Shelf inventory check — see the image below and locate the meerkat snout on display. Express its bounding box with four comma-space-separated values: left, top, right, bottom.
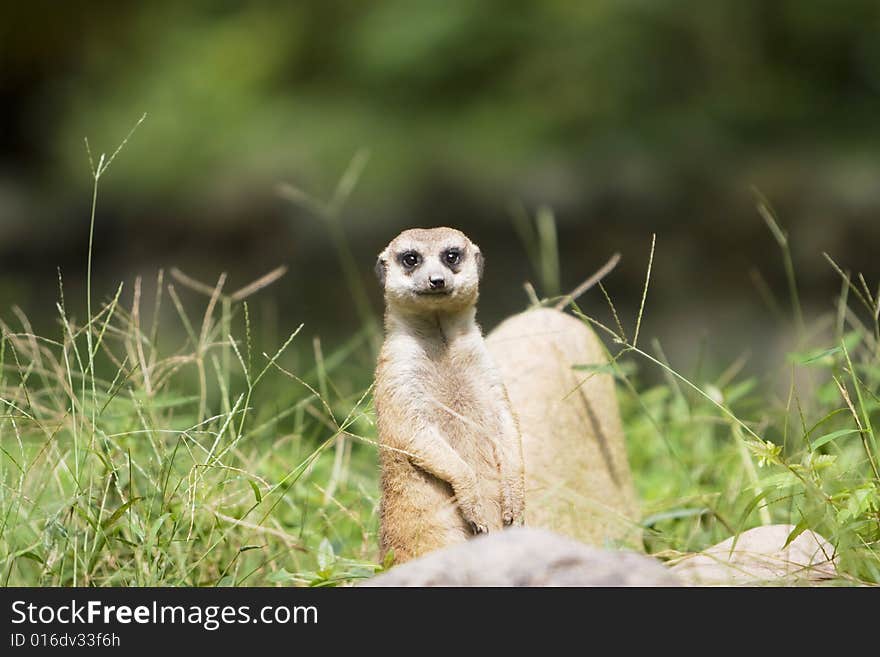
375, 227, 483, 312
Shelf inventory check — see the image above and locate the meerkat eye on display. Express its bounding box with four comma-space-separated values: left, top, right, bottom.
400, 251, 421, 269
444, 249, 462, 266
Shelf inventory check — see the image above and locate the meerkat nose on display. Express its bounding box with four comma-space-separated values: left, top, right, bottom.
428, 275, 446, 290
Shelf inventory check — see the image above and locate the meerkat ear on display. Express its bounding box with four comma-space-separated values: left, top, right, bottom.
473, 249, 484, 280
375, 255, 387, 287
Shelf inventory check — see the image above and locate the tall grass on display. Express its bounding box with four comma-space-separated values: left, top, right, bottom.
1, 130, 878, 586
571, 220, 878, 584
0, 127, 382, 586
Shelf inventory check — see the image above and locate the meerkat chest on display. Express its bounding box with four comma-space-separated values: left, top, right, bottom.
420, 344, 500, 448
424, 352, 482, 413
379, 329, 502, 444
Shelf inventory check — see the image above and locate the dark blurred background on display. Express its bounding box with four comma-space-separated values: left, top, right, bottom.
2, 1, 879, 370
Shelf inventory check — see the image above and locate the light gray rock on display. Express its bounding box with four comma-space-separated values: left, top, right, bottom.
362, 527, 681, 587
670, 524, 839, 586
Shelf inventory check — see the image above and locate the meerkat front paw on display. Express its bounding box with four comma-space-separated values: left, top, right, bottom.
460, 502, 491, 535
467, 519, 489, 535
456, 489, 491, 535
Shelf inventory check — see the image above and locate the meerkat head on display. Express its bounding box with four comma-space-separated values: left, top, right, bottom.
375, 227, 484, 314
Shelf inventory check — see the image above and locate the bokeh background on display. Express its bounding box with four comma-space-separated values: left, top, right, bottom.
3, 0, 880, 369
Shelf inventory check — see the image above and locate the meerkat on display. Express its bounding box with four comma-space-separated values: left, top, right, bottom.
373, 227, 525, 564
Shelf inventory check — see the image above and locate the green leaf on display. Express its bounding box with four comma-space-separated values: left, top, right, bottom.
810, 428, 859, 450
805, 452, 837, 471
0, 445, 22, 472
745, 438, 782, 467
18, 551, 44, 564
101, 497, 143, 529
837, 484, 880, 524
788, 332, 861, 366
73, 503, 98, 531
128, 393, 200, 409
735, 490, 770, 531
382, 549, 396, 571
146, 513, 171, 547
317, 537, 335, 574
783, 518, 810, 549
724, 378, 757, 405
267, 568, 299, 583
249, 479, 262, 504
791, 346, 843, 365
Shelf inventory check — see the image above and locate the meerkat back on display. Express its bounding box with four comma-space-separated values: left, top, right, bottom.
486, 307, 641, 549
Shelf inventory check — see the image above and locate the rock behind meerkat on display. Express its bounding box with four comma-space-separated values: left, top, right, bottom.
486, 307, 641, 548
374, 227, 525, 564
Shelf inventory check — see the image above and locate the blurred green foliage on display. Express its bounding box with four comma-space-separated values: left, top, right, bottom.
7, 0, 878, 199
2, 1, 880, 360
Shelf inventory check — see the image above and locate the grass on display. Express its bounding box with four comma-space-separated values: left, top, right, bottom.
1, 126, 878, 586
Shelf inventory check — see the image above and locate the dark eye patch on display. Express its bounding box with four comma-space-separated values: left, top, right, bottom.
398, 251, 421, 271
442, 247, 463, 269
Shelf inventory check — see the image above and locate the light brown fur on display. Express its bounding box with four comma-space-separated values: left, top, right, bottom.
374, 228, 525, 564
